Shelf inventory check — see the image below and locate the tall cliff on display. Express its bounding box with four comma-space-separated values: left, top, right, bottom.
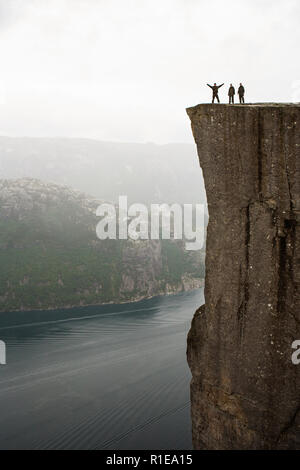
186, 103, 300, 449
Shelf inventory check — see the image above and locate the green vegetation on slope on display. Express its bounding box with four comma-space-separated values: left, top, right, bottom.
0, 179, 205, 312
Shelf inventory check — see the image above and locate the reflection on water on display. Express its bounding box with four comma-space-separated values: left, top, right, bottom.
0, 289, 204, 450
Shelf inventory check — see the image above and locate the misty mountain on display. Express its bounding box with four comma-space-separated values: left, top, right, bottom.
0, 137, 206, 207
0, 178, 205, 312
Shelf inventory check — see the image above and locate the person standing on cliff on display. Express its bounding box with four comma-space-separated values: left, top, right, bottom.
207, 83, 224, 103
238, 83, 245, 103
228, 84, 235, 104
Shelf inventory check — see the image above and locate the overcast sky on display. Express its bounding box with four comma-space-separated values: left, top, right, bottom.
0, 0, 299, 143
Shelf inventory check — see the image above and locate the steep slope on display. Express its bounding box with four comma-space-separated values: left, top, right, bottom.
186, 104, 300, 449
0, 178, 205, 312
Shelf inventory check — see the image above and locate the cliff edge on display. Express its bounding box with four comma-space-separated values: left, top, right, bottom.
186, 103, 300, 449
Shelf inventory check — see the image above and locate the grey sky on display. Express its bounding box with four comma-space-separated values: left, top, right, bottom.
0, 0, 299, 143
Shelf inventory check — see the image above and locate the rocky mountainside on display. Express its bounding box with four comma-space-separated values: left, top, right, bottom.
186, 104, 300, 449
0, 178, 205, 312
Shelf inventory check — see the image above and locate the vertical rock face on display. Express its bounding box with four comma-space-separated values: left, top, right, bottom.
186, 104, 300, 450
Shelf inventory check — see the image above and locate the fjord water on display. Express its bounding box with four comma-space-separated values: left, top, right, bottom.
0, 289, 204, 450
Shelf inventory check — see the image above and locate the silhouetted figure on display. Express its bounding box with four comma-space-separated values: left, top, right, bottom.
238, 83, 245, 104
207, 83, 224, 103
228, 84, 235, 104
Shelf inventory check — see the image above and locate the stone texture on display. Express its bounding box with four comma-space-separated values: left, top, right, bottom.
186, 103, 300, 450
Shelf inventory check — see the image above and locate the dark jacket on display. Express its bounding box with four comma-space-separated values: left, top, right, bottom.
207, 83, 224, 94
228, 86, 235, 96
238, 85, 245, 96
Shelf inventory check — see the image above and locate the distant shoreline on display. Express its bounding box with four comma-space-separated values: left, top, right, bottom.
0, 279, 204, 317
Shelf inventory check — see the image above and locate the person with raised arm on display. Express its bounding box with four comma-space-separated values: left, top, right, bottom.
207, 82, 224, 103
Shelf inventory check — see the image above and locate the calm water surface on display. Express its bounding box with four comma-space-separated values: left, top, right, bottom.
0, 289, 204, 450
